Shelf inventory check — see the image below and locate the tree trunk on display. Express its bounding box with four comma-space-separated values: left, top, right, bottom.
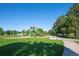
74, 31, 77, 38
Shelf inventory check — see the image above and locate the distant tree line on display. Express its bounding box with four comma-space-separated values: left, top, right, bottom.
0, 27, 48, 37
48, 4, 79, 38
0, 28, 20, 36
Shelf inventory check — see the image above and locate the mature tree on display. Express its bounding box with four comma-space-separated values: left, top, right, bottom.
5, 30, 17, 36
0, 27, 4, 35
51, 15, 67, 36
66, 15, 78, 37
44, 31, 49, 36
25, 27, 45, 36
66, 3, 79, 37
36, 28, 45, 36
13, 30, 18, 36
51, 15, 78, 37
26, 30, 30, 36
22, 29, 26, 36
5, 30, 12, 35
50, 4, 79, 38
48, 30, 54, 35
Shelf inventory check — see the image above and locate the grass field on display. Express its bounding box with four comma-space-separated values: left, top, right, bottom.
0, 38, 64, 56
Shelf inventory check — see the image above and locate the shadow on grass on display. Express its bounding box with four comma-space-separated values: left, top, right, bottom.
0, 42, 64, 56
63, 47, 79, 56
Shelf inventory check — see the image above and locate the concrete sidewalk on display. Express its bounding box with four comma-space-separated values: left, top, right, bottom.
63, 40, 79, 56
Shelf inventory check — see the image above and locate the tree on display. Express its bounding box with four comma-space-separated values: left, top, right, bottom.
5, 30, 18, 36
66, 4, 79, 37
51, 15, 67, 36
0, 27, 4, 35
48, 30, 53, 35
51, 15, 78, 37
22, 29, 26, 36
50, 4, 79, 38
12, 30, 18, 36
36, 28, 45, 36
25, 27, 45, 36
5, 30, 12, 35
26, 30, 30, 36
66, 15, 78, 37
44, 31, 48, 36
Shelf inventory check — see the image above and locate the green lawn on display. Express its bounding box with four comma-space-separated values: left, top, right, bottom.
0, 38, 64, 56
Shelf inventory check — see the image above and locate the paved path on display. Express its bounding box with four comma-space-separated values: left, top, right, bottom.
49, 36, 79, 56
63, 40, 79, 56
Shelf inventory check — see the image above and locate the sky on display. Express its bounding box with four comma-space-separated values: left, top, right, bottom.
0, 3, 73, 31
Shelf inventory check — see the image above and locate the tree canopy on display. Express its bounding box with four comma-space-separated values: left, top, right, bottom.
50, 4, 79, 38
0, 27, 4, 35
